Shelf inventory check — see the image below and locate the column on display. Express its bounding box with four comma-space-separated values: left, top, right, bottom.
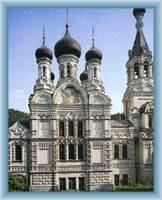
65, 120, 68, 137
22, 144, 24, 164
119, 174, 122, 186
85, 119, 89, 137
75, 120, 78, 138
66, 178, 69, 191
76, 177, 79, 191
54, 172, 59, 191
47, 66, 51, 80
31, 119, 36, 135
75, 144, 78, 160
130, 67, 134, 80
41, 66, 43, 78
96, 67, 99, 79
52, 120, 56, 137
71, 65, 75, 78
139, 63, 144, 78
98, 67, 101, 80
127, 69, 130, 83
59, 65, 62, 79
66, 144, 69, 160
38, 66, 41, 79
64, 65, 67, 78
148, 64, 152, 78
119, 144, 122, 159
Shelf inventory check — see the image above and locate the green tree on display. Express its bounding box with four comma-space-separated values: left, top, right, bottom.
8, 174, 28, 191
8, 108, 30, 128
111, 112, 125, 120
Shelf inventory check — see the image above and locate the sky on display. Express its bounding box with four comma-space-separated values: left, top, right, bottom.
8, 8, 154, 114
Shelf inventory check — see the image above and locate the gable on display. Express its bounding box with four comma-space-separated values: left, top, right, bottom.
9, 121, 28, 139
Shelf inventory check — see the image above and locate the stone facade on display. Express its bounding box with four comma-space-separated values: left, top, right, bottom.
8, 8, 153, 191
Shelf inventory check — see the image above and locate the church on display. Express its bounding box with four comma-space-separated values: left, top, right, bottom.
8, 8, 154, 192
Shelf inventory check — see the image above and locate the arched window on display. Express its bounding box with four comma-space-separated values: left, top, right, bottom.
69, 177, 76, 190
60, 65, 64, 79
94, 67, 97, 78
59, 144, 65, 160
134, 63, 139, 78
78, 144, 84, 160
69, 144, 75, 160
122, 144, 128, 159
15, 144, 22, 161
43, 66, 46, 77
68, 121, 74, 136
148, 116, 152, 128
122, 174, 128, 185
67, 64, 71, 78
78, 121, 83, 137
114, 144, 119, 159
59, 178, 66, 191
59, 121, 64, 137
114, 175, 119, 186
144, 61, 149, 77
79, 177, 85, 191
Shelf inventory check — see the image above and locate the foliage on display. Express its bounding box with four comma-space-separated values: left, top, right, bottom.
114, 183, 153, 191
8, 174, 28, 192
111, 112, 125, 120
9, 108, 30, 128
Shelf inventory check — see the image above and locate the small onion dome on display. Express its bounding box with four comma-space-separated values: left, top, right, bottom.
35, 45, 53, 60
85, 45, 102, 62
133, 8, 145, 17
51, 72, 55, 81
80, 71, 88, 81
54, 24, 81, 59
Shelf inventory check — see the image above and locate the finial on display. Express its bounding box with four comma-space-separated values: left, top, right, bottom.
65, 8, 69, 30
92, 26, 95, 47
133, 8, 146, 32
42, 25, 45, 45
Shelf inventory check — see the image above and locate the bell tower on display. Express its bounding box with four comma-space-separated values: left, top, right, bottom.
80, 27, 105, 93
54, 9, 81, 87
34, 26, 55, 93
123, 8, 153, 125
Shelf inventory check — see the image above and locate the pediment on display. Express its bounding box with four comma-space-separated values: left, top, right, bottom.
9, 121, 28, 138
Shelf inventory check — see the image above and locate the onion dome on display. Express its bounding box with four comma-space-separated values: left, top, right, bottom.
35, 45, 53, 60
54, 24, 81, 59
35, 26, 53, 60
85, 26, 102, 62
133, 8, 145, 17
80, 71, 88, 81
85, 45, 102, 62
51, 72, 55, 81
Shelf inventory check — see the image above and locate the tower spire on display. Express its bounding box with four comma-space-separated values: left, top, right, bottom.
129, 8, 151, 58
65, 8, 69, 30
42, 25, 45, 46
92, 26, 95, 47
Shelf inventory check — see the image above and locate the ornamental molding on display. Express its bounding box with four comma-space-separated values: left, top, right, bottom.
9, 122, 28, 138
93, 142, 103, 149
38, 114, 52, 120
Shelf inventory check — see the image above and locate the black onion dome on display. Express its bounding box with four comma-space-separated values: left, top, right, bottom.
35, 45, 53, 60
51, 72, 55, 81
54, 25, 81, 59
133, 8, 145, 17
85, 45, 102, 62
80, 71, 88, 81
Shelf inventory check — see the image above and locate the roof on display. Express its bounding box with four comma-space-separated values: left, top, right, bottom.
139, 101, 153, 113
130, 30, 152, 58
54, 24, 81, 59
9, 121, 29, 130
111, 119, 133, 128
